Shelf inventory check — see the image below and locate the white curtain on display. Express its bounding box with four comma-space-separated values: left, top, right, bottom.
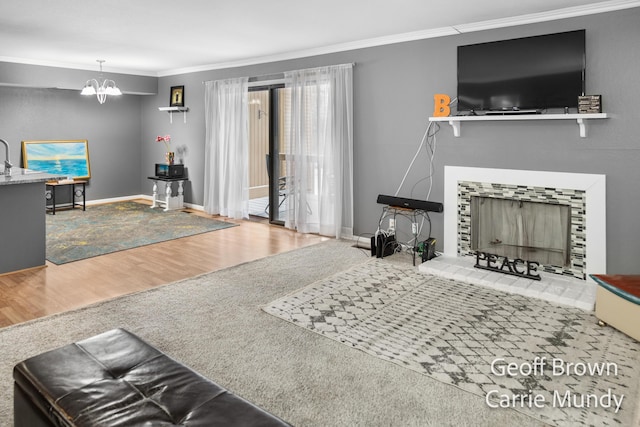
203, 77, 249, 219
283, 64, 353, 238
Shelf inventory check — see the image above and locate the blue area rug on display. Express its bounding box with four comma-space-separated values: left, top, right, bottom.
46, 201, 236, 264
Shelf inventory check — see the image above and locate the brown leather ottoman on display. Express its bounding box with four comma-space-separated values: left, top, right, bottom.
13, 328, 290, 426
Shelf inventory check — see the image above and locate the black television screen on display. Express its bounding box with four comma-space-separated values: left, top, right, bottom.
457, 30, 585, 113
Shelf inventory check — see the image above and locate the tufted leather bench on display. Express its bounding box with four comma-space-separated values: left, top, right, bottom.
13, 328, 290, 426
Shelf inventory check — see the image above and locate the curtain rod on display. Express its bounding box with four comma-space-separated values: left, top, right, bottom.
202, 62, 355, 85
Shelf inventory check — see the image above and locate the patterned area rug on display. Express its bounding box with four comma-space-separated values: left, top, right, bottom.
46, 201, 236, 264
264, 258, 640, 426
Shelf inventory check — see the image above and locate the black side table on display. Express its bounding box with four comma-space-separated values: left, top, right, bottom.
46, 180, 87, 214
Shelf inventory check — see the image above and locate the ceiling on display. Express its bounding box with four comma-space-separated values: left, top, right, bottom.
0, 0, 637, 77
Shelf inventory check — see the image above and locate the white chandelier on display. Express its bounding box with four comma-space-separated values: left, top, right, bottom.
81, 60, 122, 104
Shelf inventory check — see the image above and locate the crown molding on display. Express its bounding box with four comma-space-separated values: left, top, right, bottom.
158, 0, 640, 77
3, 0, 639, 78
157, 27, 459, 77
453, 0, 640, 33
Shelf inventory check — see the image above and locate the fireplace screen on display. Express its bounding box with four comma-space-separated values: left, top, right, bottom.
470, 196, 571, 267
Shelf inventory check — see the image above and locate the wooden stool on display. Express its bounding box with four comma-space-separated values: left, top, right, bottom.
590, 275, 640, 341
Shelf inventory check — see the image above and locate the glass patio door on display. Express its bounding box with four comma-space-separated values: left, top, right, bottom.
248, 85, 287, 224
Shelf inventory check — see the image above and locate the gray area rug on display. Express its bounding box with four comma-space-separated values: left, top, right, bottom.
0, 241, 635, 426
264, 258, 640, 426
46, 201, 236, 264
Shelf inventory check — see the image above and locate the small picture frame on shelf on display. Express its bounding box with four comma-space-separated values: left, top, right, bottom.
578, 95, 602, 114
170, 86, 184, 107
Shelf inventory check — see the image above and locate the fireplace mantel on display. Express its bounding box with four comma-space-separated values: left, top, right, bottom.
443, 166, 607, 282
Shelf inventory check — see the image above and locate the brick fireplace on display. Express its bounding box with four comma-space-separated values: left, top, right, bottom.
419, 166, 606, 310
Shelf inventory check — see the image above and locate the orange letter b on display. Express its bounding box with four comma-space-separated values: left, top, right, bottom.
433, 94, 451, 117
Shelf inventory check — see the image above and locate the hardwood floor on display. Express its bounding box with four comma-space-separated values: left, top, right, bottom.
0, 203, 328, 328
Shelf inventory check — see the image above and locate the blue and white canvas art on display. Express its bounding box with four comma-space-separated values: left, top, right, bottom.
22, 140, 91, 180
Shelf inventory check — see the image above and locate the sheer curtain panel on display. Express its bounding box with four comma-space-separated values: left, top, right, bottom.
283, 64, 354, 238
203, 77, 249, 219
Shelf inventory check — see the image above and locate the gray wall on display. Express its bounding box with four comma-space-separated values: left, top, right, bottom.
0, 86, 144, 200
143, 8, 640, 274
1, 8, 638, 273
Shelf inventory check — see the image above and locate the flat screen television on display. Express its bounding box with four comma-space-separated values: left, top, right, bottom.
457, 30, 585, 114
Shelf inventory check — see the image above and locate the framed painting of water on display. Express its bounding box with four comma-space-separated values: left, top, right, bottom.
22, 140, 91, 180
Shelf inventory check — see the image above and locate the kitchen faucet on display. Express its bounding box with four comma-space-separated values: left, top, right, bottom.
0, 138, 12, 175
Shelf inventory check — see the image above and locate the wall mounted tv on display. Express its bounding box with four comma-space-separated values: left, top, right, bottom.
457, 30, 585, 114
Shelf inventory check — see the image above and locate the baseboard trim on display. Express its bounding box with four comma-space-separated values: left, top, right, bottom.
86, 195, 205, 212
85, 195, 150, 206
0, 264, 46, 277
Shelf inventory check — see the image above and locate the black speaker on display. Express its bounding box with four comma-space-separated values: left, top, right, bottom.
376, 194, 443, 212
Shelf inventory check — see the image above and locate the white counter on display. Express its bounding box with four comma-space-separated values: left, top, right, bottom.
0, 166, 66, 186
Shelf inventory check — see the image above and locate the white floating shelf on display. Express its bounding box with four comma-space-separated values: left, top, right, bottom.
429, 113, 608, 138
159, 106, 189, 123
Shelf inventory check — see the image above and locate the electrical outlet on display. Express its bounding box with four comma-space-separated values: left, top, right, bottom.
389, 218, 396, 230
412, 222, 418, 234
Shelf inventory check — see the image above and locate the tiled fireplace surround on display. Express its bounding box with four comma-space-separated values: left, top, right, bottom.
419, 166, 606, 311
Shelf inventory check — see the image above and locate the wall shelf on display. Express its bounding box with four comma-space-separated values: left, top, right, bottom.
429, 113, 608, 138
158, 106, 189, 124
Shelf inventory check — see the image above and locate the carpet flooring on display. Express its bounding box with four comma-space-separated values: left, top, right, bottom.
0, 240, 552, 427
46, 201, 236, 264
264, 258, 640, 426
